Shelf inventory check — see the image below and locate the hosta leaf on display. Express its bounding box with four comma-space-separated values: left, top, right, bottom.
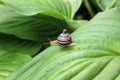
7, 7, 120, 80
0, 5, 87, 42
0, 51, 31, 80
0, 1, 4, 5
66, 20, 88, 30
0, 5, 70, 41
97, 0, 120, 10
0, 34, 41, 56
1, 0, 82, 19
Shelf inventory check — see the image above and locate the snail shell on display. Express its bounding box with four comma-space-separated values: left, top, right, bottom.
57, 29, 72, 45
50, 29, 76, 46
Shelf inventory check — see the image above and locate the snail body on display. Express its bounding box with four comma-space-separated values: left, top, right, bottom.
50, 29, 76, 46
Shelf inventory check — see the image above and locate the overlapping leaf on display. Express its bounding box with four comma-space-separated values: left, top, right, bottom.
97, 0, 120, 10
66, 20, 88, 30
0, 5, 70, 41
0, 34, 41, 56
0, 5, 87, 42
0, 34, 41, 80
7, 7, 120, 80
1, 0, 82, 19
0, 51, 31, 80
0, 1, 84, 79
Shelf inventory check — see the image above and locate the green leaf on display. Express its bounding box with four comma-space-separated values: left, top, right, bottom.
66, 20, 88, 30
0, 34, 41, 56
0, 33, 40, 79
7, 7, 120, 80
97, 0, 120, 10
0, 5, 88, 42
0, 51, 31, 80
1, 0, 82, 19
0, 5, 70, 41
0, 1, 4, 5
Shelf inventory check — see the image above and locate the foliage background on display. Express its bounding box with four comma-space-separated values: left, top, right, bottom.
0, 0, 120, 80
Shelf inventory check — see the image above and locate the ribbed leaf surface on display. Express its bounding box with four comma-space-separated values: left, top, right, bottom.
7, 7, 120, 80
0, 34, 41, 80
1, 0, 82, 19
0, 5, 70, 41
0, 5, 87, 41
0, 52, 31, 80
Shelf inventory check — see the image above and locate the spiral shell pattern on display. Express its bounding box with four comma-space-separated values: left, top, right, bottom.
57, 29, 72, 45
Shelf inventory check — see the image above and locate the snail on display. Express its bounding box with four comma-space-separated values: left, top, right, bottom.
50, 29, 76, 46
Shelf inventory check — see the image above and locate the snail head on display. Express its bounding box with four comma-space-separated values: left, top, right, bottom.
63, 29, 68, 33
